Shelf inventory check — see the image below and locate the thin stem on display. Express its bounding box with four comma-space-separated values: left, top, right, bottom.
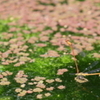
66, 40, 79, 73
82, 73, 100, 76
70, 45, 79, 73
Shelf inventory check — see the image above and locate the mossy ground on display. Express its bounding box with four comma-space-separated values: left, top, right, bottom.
0, 7, 100, 100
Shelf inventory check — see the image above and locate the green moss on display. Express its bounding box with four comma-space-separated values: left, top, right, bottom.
0, 97, 12, 100
0, 17, 100, 100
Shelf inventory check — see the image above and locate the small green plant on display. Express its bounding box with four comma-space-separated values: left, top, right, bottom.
66, 39, 100, 83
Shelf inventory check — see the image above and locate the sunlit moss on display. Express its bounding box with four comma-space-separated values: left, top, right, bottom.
0, 96, 12, 100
